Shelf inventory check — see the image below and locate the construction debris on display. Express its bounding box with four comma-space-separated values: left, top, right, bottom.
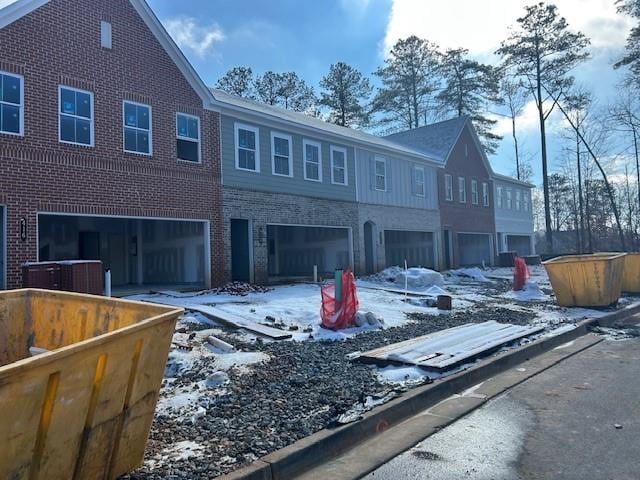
210, 282, 271, 296
206, 335, 236, 353
355, 321, 544, 371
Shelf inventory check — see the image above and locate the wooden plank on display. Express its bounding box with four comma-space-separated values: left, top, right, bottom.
186, 304, 293, 340
358, 283, 440, 297
356, 321, 544, 372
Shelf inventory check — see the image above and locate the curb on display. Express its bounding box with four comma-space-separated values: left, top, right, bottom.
218, 302, 640, 480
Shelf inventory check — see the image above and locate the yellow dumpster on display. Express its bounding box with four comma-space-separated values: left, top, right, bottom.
0, 289, 182, 480
543, 253, 626, 307
621, 252, 640, 293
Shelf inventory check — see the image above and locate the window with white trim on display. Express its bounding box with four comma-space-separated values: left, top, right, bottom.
176, 113, 200, 162
515, 190, 522, 210
524, 192, 530, 212
497, 186, 503, 208
271, 132, 292, 177
374, 158, 387, 191
0, 72, 22, 136
303, 139, 321, 181
414, 166, 425, 197
59, 86, 93, 146
444, 174, 453, 201
235, 123, 259, 172
471, 179, 478, 205
506, 189, 513, 209
123, 101, 151, 155
482, 182, 489, 206
331, 146, 347, 185
458, 177, 466, 203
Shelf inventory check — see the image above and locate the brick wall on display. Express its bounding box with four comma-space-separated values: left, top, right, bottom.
222, 188, 360, 283
0, 0, 224, 288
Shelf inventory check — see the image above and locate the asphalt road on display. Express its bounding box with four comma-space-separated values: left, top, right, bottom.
364, 336, 640, 480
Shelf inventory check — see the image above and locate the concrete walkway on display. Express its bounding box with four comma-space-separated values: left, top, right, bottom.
365, 336, 640, 480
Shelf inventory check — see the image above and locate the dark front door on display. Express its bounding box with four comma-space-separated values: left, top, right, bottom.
231, 219, 251, 282
364, 222, 374, 274
443, 230, 451, 270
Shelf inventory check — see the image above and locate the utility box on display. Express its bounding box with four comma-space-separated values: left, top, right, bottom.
0, 289, 182, 480
621, 252, 640, 293
543, 253, 626, 307
498, 251, 517, 267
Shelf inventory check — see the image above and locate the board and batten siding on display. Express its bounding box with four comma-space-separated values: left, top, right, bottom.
356, 148, 438, 210
494, 178, 534, 234
220, 114, 356, 201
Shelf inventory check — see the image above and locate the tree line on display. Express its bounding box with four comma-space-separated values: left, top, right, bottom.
215, 1, 640, 254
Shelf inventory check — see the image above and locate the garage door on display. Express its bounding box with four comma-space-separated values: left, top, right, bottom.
384, 230, 435, 268
458, 233, 491, 266
507, 235, 532, 256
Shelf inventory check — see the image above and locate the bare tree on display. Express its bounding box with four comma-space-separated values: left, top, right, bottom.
500, 76, 529, 179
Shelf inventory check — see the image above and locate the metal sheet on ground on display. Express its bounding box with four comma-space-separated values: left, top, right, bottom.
356, 321, 544, 371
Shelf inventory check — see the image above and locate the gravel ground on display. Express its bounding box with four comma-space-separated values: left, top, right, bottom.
122, 294, 541, 479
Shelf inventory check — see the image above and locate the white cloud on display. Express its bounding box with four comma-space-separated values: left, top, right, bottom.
0, 0, 18, 9
163, 16, 225, 58
383, 0, 634, 58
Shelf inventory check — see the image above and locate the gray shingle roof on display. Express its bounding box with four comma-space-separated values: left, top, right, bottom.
210, 89, 440, 164
383, 117, 469, 164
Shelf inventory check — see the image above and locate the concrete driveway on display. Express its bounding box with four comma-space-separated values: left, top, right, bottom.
365, 336, 640, 480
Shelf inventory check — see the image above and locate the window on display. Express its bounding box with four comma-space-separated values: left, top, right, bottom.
331, 146, 347, 185
506, 189, 513, 209
303, 139, 321, 181
123, 101, 151, 155
374, 157, 387, 191
444, 174, 453, 201
271, 132, 292, 177
524, 192, 530, 212
235, 123, 259, 172
471, 179, 478, 205
515, 190, 522, 211
176, 113, 200, 162
497, 186, 503, 208
59, 86, 93, 146
482, 182, 489, 206
0, 72, 22, 136
458, 177, 466, 203
414, 166, 426, 197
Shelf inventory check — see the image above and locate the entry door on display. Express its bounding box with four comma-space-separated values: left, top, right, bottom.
443, 230, 452, 270
79, 231, 100, 260
364, 222, 375, 274
0, 207, 4, 289
230, 219, 251, 282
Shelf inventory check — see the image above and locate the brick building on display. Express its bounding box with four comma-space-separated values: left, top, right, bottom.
0, 0, 224, 290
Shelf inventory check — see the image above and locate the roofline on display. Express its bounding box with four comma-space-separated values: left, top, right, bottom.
212, 95, 442, 167
0, 0, 217, 109
0, 0, 48, 29
128, 0, 216, 108
492, 172, 536, 188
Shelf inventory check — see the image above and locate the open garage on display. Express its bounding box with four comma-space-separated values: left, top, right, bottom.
506, 235, 533, 256
384, 230, 435, 269
458, 233, 493, 266
38, 214, 210, 292
267, 224, 352, 279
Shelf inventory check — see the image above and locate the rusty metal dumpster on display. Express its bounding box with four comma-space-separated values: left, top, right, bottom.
621, 252, 640, 293
0, 289, 182, 480
543, 253, 626, 307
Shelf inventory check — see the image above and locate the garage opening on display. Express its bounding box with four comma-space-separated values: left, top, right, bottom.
458, 233, 492, 266
506, 235, 532, 256
267, 225, 351, 279
38, 215, 208, 292
384, 230, 435, 269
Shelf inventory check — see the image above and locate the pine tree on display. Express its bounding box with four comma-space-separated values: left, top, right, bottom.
497, 2, 590, 253
254, 71, 316, 112
216, 67, 255, 98
372, 36, 441, 130
319, 62, 372, 127
437, 48, 502, 154
614, 0, 640, 84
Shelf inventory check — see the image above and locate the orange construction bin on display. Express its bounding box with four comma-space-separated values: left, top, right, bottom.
621, 252, 640, 293
0, 289, 182, 480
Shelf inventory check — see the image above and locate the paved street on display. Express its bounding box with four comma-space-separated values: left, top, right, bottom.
365, 336, 640, 480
